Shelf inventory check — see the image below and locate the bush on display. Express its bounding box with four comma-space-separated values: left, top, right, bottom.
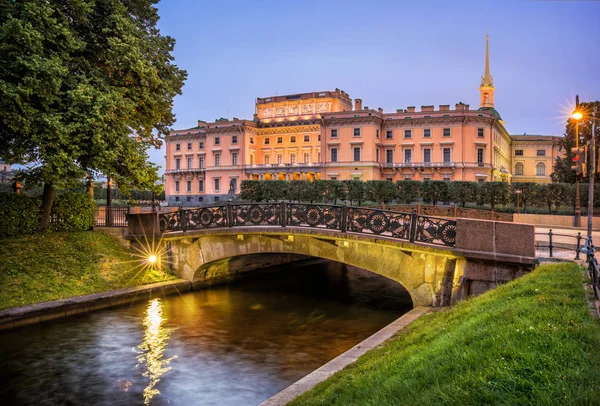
50, 192, 95, 232
0, 194, 40, 237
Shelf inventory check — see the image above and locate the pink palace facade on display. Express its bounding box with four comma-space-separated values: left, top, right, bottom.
164, 36, 562, 206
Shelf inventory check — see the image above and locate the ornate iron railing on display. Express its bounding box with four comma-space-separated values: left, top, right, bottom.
158, 202, 457, 247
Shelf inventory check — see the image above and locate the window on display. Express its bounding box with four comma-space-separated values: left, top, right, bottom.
376, 149, 380, 162
304, 152, 310, 163
353, 147, 361, 162
187, 181, 192, 192
175, 158, 181, 170
404, 149, 412, 163
304, 135, 310, 142
330, 176, 337, 181
386, 130, 393, 139
537, 149, 546, 156
199, 156, 205, 169
214, 137, 220, 145
199, 141, 204, 149
331, 129, 338, 138
232, 135, 238, 144
277, 154, 283, 164
277, 136, 283, 144
330, 148, 338, 162
404, 129, 412, 138
230, 178, 237, 192
318, 134, 321, 141
214, 196, 219, 202
477, 148, 484, 165
187, 157, 193, 169
478, 178, 485, 183
290, 135, 296, 143
214, 153, 220, 166
187, 142, 192, 150
198, 180, 204, 192
232, 152, 238, 165
478, 128, 484, 138
376, 130, 380, 138
214, 178, 220, 192
423, 129, 431, 138
250, 137, 254, 144
443, 148, 451, 162
265, 155, 270, 164
423, 148, 431, 163
198, 196, 203, 202
353, 128, 361, 137
443, 177, 451, 182
175, 144, 181, 151
175, 181, 180, 192
536, 162, 546, 176
264, 137, 270, 145
515, 162, 524, 176
290, 153, 296, 164
443, 128, 451, 137
187, 196, 191, 202
515, 149, 524, 156
175, 196, 180, 202
386, 149, 394, 164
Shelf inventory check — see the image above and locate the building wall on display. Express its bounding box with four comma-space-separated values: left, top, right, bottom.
511, 136, 561, 183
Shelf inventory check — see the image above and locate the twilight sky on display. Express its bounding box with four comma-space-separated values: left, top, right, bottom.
151, 0, 600, 172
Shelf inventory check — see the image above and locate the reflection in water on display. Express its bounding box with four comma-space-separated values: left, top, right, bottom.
0, 259, 412, 405
136, 299, 176, 404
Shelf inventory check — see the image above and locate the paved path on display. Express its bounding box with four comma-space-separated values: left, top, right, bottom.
535, 226, 587, 261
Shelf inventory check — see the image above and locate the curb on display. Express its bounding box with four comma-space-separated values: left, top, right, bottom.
0, 279, 192, 331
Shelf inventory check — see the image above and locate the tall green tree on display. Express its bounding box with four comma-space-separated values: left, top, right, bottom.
0, 0, 187, 230
552, 101, 600, 183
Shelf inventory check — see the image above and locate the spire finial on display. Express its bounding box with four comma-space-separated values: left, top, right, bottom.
481, 32, 493, 87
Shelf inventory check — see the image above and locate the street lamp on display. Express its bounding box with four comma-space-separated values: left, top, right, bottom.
515, 189, 522, 214
573, 95, 582, 227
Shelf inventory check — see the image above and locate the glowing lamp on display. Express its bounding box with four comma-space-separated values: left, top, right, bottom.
572, 111, 583, 120
147, 255, 157, 264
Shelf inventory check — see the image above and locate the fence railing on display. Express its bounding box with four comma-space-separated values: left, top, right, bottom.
95, 206, 129, 227
535, 229, 583, 260
157, 202, 457, 247
586, 244, 600, 301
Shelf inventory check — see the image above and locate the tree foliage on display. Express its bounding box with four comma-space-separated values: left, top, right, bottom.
0, 0, 186, 228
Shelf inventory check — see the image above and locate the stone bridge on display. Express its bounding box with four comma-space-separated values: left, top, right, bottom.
127, 203, 536, 307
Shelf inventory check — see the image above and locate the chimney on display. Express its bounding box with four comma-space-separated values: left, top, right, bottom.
421, 105, 434, 112
465, 104, 470, 111
407, 106, 416, 113
439, 105, 450, 111
455, 103, 465, 111
378, 107, 383, 113
197, 120, 207, 127
354, 98, 363, 111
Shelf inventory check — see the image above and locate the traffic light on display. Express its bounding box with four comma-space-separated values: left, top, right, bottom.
571, 146, 586, 175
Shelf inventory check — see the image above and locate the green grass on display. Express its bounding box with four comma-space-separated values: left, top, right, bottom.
0, 231, 175, 310
290, 263, 600, 406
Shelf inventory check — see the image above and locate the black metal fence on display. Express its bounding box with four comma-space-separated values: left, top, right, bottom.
95, 206, 129, 227
158, 202, 457, 247
587, 246, 600, 301
535, 229, 583, 260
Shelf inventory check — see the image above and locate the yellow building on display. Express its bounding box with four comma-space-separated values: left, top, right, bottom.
510, 135, 561, 183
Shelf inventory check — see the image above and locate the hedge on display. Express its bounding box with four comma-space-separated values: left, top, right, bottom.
0, 194, 40, 237
50, 192, 95, 232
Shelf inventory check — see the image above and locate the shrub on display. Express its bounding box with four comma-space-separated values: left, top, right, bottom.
50, 192, 95, 232
0, 194, 40, 237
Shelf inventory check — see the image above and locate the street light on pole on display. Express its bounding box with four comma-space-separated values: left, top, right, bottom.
574, 95, 582, 227
515, 189, 522, 214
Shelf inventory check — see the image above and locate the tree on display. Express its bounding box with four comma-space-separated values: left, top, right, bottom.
365, 180, 397, 208
511, 182, 539, 211
480, 182, 510, 210
0, 0, 187, 230
397, 180, 421, 203
344, 180, 365, 205
552, 101, 600, 183
324, 180, 345, 204
421, 181, 449, 205
448, 181, 476, 207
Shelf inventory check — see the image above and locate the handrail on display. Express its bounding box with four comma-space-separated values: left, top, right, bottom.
157, 202, 457, 247
534, 229, 582, 260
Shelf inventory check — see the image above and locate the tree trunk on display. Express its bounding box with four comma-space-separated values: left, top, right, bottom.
39, 182, 55, 232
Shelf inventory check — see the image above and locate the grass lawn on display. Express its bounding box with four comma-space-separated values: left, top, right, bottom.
0, 231, 175, 310
290, 262, 600, 405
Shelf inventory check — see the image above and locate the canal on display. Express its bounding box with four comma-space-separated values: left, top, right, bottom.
0, 258, 413, 405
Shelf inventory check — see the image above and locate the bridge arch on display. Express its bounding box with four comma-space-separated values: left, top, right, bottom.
166, 229, 465, 306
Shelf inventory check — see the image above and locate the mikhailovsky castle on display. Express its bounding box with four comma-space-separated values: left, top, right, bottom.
164, 35, 562, 206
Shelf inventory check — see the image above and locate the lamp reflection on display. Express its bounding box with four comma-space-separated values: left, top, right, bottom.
137, 298, 176, 405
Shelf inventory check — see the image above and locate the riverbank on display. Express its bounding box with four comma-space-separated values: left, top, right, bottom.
0, 231, 175, 311
289, 262, 600, 405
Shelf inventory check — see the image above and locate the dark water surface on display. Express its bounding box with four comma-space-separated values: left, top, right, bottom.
0, 259, 412, 406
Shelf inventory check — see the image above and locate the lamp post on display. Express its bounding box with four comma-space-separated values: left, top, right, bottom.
515, 189, 522, 214
574, 95, 582, 227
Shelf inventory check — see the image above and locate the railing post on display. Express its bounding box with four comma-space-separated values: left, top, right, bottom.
409, 212, 418, 242
340, 204, 348, 233
179, 206, 186, 231
575, 232, 582, 260
106, 205, 112, 227
281, 201, 287, 227
227, 202, 233, 228
548, 229, 553, 258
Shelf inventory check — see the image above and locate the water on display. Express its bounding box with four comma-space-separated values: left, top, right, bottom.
0, 259, 412, 406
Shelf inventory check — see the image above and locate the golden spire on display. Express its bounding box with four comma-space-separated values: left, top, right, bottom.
481, 32, 493, 87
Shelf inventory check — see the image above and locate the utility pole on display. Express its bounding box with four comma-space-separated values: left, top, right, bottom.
588, 107, 597, 241
574, 95, 581, 227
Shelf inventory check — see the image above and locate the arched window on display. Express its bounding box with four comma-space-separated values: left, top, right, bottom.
515, 162, 524, 176
536, 162, 546, 176
484, 93, 489, 104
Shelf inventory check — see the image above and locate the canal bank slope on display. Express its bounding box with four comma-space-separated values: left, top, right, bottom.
288, 263, 600, 405
0, 231, 175, 311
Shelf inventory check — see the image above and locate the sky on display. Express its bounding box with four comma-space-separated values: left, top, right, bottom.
150, 0, 600, 172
